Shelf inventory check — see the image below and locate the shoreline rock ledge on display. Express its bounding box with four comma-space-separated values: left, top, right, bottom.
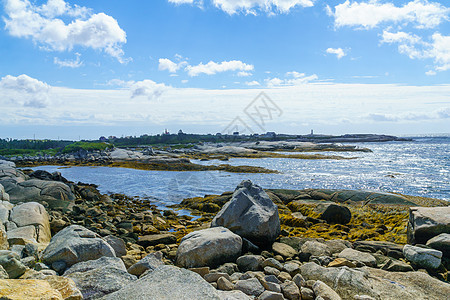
211, 180, 281, 248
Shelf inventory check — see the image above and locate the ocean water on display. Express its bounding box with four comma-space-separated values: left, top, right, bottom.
31, 137, 450, 209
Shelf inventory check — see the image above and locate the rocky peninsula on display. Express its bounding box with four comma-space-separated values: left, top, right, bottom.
0, 159, 449, 299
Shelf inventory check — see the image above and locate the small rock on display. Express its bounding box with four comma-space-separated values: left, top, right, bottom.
328, 257, 356, 268
205, 272, 231, 283
258, 290, 285, 300
262, 258, 284, 270
234, 277, 265, 297
237, 255, 264, 272
292, 273, 305, 288
137, 233, 177, 247
272, 242, 297, 259
313, 280, 341, 300
217, 276, 234, 291
282, 263, 300, 277
281, 280, 300, 300
338, 248, 376, 267
301, 287, 314, 300
264, 266, 281, 276
127, 251, 164, 277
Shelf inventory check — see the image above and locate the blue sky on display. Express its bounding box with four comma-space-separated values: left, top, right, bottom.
0, 0, 449, 139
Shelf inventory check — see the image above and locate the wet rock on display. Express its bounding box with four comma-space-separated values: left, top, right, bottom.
137, 233, 177, 247
234, 277, 265, 297
237, 255, 264, 272
426, 233, 450, 257
407, 206, 450, 244
128, 251, 164, 276
42, 225, 115, 271
314, 203, 351, 224
338, 248, 376, 267
403, 244, 442, 269
211, 180, 280, 247
105, 265, 221, 300
176, 227, 242, 268
0, 250, 27, 279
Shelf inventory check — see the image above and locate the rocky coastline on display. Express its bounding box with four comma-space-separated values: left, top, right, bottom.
0, 159, 449, 299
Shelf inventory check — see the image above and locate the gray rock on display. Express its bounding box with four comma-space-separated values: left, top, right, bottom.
272, 242, 297, 258
66, 266, 137, 299
262, 258, 284, 270
42, 225, 115, 271
301, 287, 314, 300
403, 244, 442, 269
211, 180, 280, 247
7, 225, 38, 245
282, 263, 300, 277
205, 272, 231, 283
292, 273, 305, 288
105, 265, 221, 300
300, 241, 331, 261
324, 239, 352, 255
313, 280, 341, 300
338, 248, 376, 267
218, 290, 252, 300
264, 266, 280, 276
281, 280, 300, 300
64, 256, 126, 276
0, 184, 9, 202
104, 235, 127, 258
407, 206, 450, 244
137, 233, 177, 247
315, 203, 351, 224
234, 277, 265, 297
176, 227, 242, 268
0, 265, 8, 279
236, 255, 264, 272
258, 291, 285, 300
2, 178, 75, 209
265, 281, 281, 293
9, 202, 51, 244
216, 262, 239, 275
380, 258, 413, 272
0, 250, 26, 278
20, 256, 36, 268
426, 233, 450, 257
128, 251, 165, 276
0, 201, 12, 225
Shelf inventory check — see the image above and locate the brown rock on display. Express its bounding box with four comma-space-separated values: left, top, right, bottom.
45, 276, 83, 300
137, 233, 177, 247
0, 279, 63, 299
327, 257, 356, 268
272, 242, 297, 258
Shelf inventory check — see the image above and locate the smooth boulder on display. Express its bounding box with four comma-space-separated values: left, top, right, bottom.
403, 244, 442, 269
128, 251, 165, 276
407, 206, 450, 244
426, 233, 450, 257
176, 227, 242, 268
9, 202, 51, 244
211, 180, 280, 247
0, 184, 9, 201
315, 203, 351, 224
42, 225, 115, 271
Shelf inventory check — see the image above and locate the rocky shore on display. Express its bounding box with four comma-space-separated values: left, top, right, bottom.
0, 159, 449, 299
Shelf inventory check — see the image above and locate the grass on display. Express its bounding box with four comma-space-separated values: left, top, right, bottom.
61, 142, 113, 154
0, 148, 59, 157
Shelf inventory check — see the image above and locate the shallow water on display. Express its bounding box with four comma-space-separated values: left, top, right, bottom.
31, 137, 450, 209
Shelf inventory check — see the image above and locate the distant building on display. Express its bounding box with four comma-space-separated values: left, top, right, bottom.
163, 129, 170, 135
265, 132, 276, 138
233, 132, 239, 136
310, 129, 314, 136
178, 129, 184, 135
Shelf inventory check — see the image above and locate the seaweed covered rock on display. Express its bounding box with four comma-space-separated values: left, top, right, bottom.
407, 206, 450, 245
211, 180, 280, 247
314, 203, 351, 224
176, 227, 242, 268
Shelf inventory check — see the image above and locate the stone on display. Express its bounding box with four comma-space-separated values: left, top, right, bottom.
218, 290, 252, 300
0, 279, 63, 299
301, 287, 314, 300
10, 202, 51, 244
63, 256, 126, 276
137, 233, 177, 247
211, 180, 280, 247
0, 184, 9, 202
380, 258, 413, 272
328, 257, 356, 268
44, 275, 83, 300
2, 179, 75, 209
216, 263, 238, 275
265, 281, 281, 293
189, 266, 210, 277
312, 280, 341, 300
103, 235, 127, 258
403, 244, 442, 269
272, 242, 297, 258
7, 225, 38, 245
264, 266, 280, 276
338, 248, 376, 267
127, 251, 164, 276
258, 291, 285, 300
299, 241, 330, 261
237, 255, 264, 272
314, 203, 351, 224
234, 277, 265, 297
0, 201, 11, 224
426, 233, 450, 257
282, 263, 300, 277
176, 227, 242, 268
262, 258, 284, 270
407, 206, 450, 244
0, 227, 9, 250
217, 276, 234, 291
0, 250, 26, 279
281, 280, 300, 300
205, 272, 231, 283
292, 274, 305, 288
324, 239, 352, 255
42, 225, 115, 271
104, 265, 221, 300
66, 267, 137, 299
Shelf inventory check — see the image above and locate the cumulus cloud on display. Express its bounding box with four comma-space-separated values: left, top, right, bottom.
158, 58, 188, 73
381, 31, 450, 72
245, 80, 260, 86
169, 0, 194, 3
54, 53, 82, 68
367, 107, 450, 122
0, 74, 50, 108
108, 79, 170, 101
3, 0, 128, 63
326, 47, 347, 59
265, 71, 318, 87
328, 0, 450, 29
186, 60, 254, 76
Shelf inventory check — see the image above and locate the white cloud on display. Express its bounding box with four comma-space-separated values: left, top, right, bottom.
186, 60, 254, 76
329, 0, 450, 29
106, 79, 170, 100
367, 107, 450, 122
3, 0, 128, 63
381, 31, 450, 72
169, 0, 194, 4
0, 74, 50, 108
326, 47, 347, 59
245, 80, 260, 86
266, 71, 318, 87
54, 53, 82, 68
212, 0, 315, 15
158, 58, 188, 73
237, 71, 252, 77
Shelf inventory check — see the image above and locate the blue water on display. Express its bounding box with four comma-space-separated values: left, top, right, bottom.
31, 137, 450, 209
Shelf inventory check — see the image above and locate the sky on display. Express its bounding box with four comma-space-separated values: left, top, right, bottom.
0, 0, 449, 140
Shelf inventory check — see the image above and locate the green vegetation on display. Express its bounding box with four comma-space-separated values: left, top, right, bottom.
61, 141, 113, 154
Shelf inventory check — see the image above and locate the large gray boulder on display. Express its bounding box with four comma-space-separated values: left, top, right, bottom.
9, 202, 51, 244
104, 265, 221, 300
300, 262, 450, 299
211, 180, 280, 247
63, 256, 127, 276
426, 233, 450, 257
0, 160, 26, 183
42, 225, 116, 271
1, 179, 75, 209
407, 206, 450, 244
403, 244, 442, 269
176, 227, 242, 268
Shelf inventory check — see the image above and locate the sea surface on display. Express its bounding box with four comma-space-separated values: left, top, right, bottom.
31, 136, 450, 210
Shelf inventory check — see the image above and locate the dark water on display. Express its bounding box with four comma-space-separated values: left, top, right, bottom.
32, 137, 450, 209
